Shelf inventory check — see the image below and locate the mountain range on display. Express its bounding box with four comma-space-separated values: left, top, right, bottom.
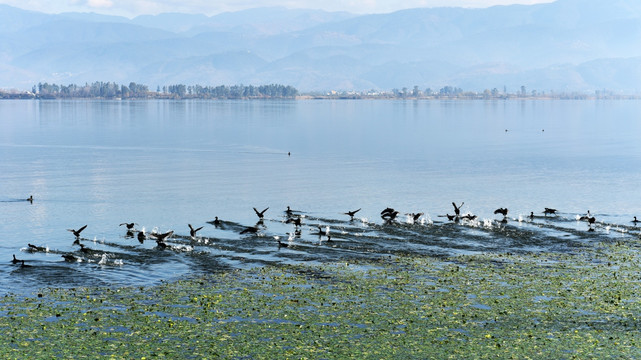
1, 0, 641, 93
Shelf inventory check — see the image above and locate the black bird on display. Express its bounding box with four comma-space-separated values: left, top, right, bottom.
587, 216, 596, 225
381, 207, 395, 216
77, 244, 91, 254
326, 235, 334, 243
286, 217, 302, 227
381, 210, 400, 221
212, 216, 221, 227
156, 240, 168, 250
632, 216, 640, 225
137, 231, 146, 244
151, 230, 174, 242
119, 222, 135, 230
62, 254, 79, 262
253, 207, 269, 219
285, 206, 294, 217
494, 208, 508, 217
579, 210, 592, 221
344, 208, 361, 220
543, 208, 558, 216
407, 212, 424, 222
240, 226, 259, 235
20, 260, 31, 268
462, 214, 477, 221
188, 224, 204, 237
529, 212, 535, 220
28, 243, 46, 252
445, 214, 458, 221
67, 225, 88, 238
12, 254, 21, 264
26, 195, 33, 203
277, 240, 289, 248
452, 202, 464, 216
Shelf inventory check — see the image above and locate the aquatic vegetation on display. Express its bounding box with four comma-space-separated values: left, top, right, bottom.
1, 240, 641, 358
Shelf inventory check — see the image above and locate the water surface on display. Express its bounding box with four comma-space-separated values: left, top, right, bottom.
1, 99, 640, 294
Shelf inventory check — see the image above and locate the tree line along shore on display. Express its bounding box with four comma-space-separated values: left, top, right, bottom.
0, 81, 638, 100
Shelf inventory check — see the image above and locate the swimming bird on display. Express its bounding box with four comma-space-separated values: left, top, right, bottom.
137, 231, 146, 244
119, 222, 136, 230
62, 254, 79, 262
240, 226, 259, 235
286, 217, 302, 227
578, 210, 592, 221
188, 224, 204, 237
156, 239, 168, 250
28, 243, 46, 252
285, 206, 294, 217
445, 214, 458, 221
494, 208, 508, 217
344, 208, 361, 220
452, 202, 464, 216
20, 260, 31, 268
212, 216, 221, 227
277, 240, 289, 248
12, 254, 21, 264
26, 195, 33, 203
326, 235, 334, 243
633, 216, 640, 225
253, 207, 269, 219
529, 212, 535, 220
67, 225, 88, 238
543, 208, 558, 216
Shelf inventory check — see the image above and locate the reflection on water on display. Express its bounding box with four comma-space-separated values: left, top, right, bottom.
1, 99, 641, 295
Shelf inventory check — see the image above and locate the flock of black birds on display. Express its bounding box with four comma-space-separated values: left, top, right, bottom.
10, 196, 641, 268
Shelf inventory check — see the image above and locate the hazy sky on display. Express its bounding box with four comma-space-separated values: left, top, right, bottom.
1, 0, 555, 17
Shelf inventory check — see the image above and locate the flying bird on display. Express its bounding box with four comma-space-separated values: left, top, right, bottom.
253, 207, 269, 219
67, 225, 88, 238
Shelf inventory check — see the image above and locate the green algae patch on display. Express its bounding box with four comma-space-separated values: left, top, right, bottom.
2, 241, 641, 358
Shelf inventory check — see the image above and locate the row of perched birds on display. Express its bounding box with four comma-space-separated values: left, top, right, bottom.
12, 202, 640, 267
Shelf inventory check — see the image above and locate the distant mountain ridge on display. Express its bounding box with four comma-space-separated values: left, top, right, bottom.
1, 0, 641, 93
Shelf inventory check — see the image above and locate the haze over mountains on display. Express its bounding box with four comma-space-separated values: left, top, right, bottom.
1, 0, 641, 93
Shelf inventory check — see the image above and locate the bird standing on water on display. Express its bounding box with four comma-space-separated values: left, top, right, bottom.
188, 224, 204, 237
67, 225, 88, 238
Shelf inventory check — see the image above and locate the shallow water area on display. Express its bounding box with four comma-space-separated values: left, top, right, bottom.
1, 99, 641, 295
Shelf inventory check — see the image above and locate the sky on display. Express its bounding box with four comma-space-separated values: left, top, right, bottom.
0, 0, 555, 17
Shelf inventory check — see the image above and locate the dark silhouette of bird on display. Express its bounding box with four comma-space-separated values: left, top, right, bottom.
77, 244, 91, 254
452, 202, 464, 216
277, 240, 289, 248
26, 195, 33, 203
137, 231, 146, 244
529, 212, 535, 220
285, 206, 294, 217
445, 214, 458, 221
632, 216, 640, 225
462, 214, 477, 221
381, 210, 400, 221
212, 216, 221, 227
62, 254, 78, 262
407, 212, 424, 222
344, 208, 361, 220
494, 208, 508, 217
67, 225, 88, 238
578, 210, 592, 221
12, 254, 21, 264
381, 207, 395, 216
20, 260, 31, 268
286, 217, 302, 227
253, 207, 269, 219
28, 243, 46, 252
151, 230, 174, 242
156, 240, 168, 250
543, 208, 558, 216
119, 222, 135, 230
188, 224, 204, 237
240, 226, 259, 235
326, 235, 334, 243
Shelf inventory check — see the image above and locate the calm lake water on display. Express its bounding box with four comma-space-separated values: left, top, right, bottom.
1, 99, 641, 294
